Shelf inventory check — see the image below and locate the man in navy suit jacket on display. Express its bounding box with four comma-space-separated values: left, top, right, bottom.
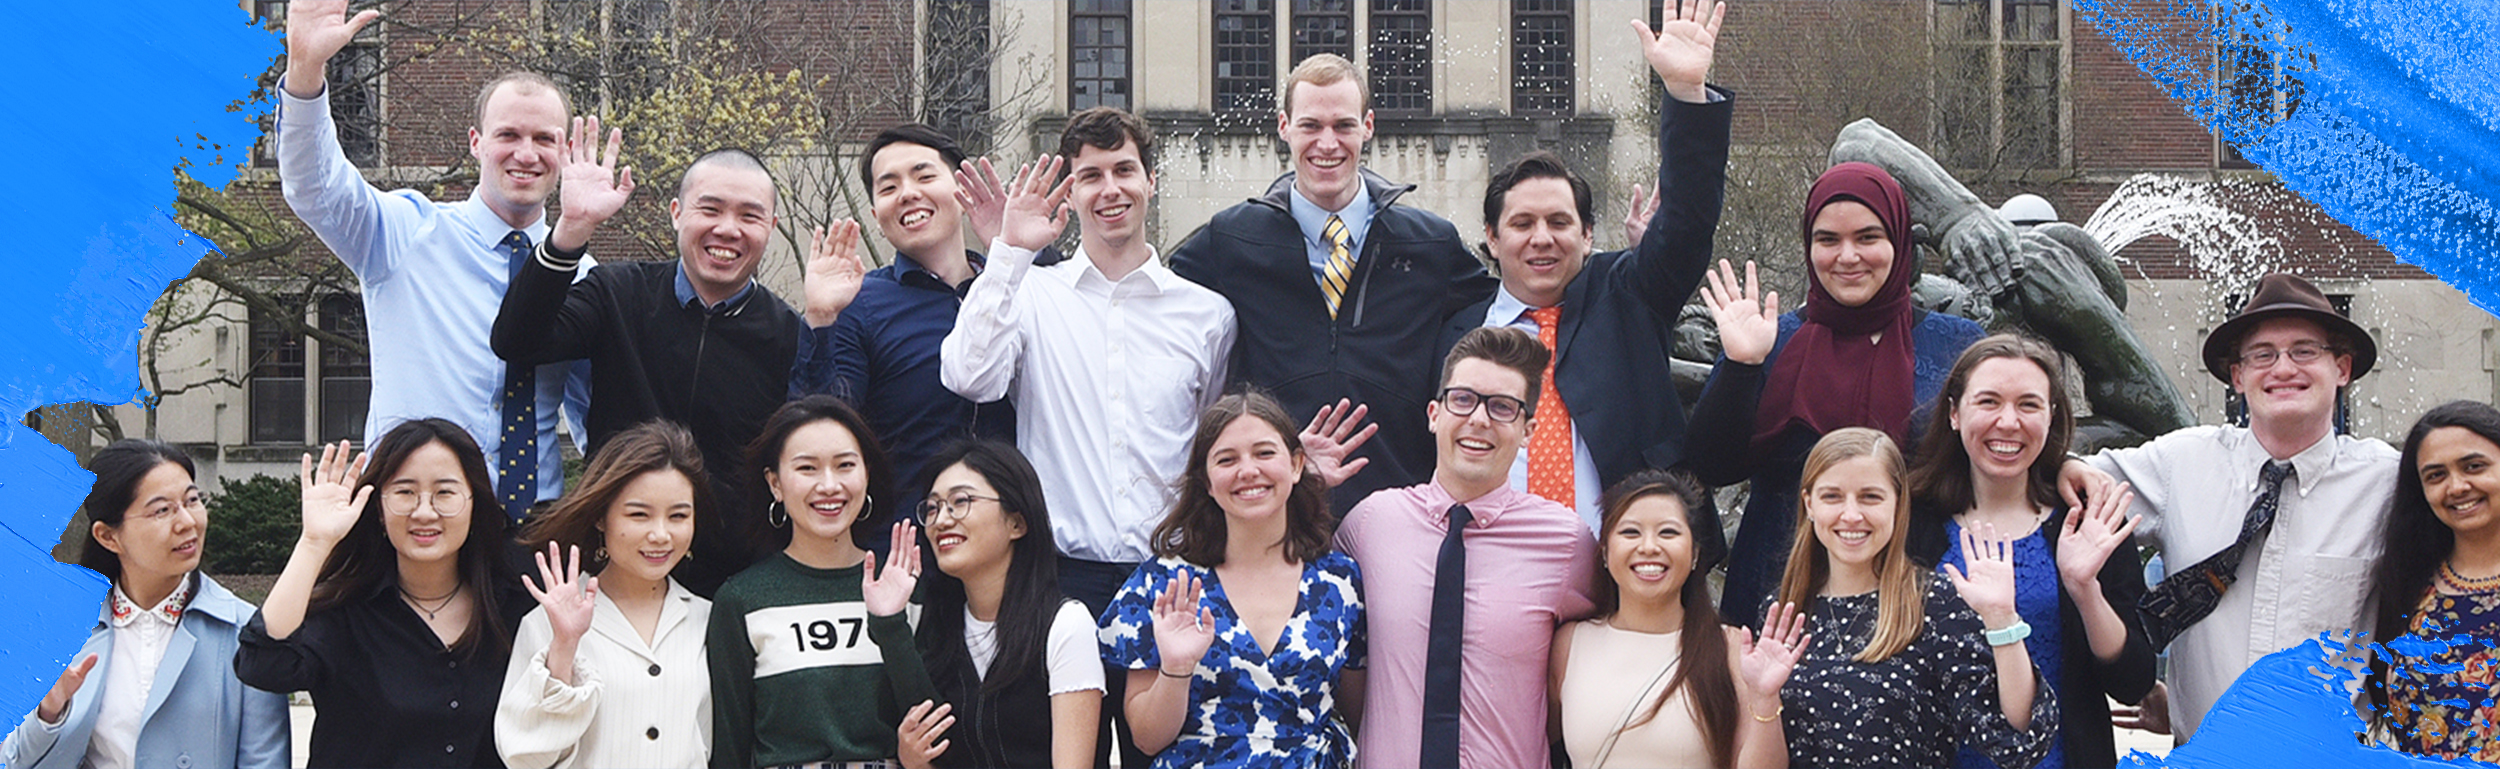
1439, 12, 1757, 528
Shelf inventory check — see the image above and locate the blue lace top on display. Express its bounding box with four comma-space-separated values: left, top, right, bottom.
1942, 521, 2067, 769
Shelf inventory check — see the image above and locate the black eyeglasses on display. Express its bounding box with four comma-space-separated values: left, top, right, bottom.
1439, 387, 1528, 423
916, 492, 1001, 524
2236, 342, 2337, 369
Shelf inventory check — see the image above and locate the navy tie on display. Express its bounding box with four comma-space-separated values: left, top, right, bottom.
2139, 460, 2292, 650
1420, 503, 1471, 768
495, 231, 538, 521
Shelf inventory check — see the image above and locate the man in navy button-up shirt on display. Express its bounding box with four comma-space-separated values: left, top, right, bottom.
790, 124, 1014, 496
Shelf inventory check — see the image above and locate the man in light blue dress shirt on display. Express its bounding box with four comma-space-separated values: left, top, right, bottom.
275, 0, 587, 512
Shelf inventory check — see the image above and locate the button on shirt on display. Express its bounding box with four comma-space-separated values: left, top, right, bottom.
235, 581, 533, 768
495, 578, 712, 769
1287, 183, 1373, 284
791, 251, 1016, 494
1482, 288, 1604, 527
1334, 482, 1596, 769
2086, 425, 2396, 739
940, 241, 1235, 563
277, 88, 584, 501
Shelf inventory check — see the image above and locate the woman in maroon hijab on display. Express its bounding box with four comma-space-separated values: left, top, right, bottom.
1690, 161, 1989, 623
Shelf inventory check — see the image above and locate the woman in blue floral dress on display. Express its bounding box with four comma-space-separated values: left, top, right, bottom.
1100, 392, 1366, 769
2366, 400, 2500, 761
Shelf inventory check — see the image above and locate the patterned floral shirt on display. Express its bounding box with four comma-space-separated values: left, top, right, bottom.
2381, 586, 2500, 761
1100, 553, 1367, 769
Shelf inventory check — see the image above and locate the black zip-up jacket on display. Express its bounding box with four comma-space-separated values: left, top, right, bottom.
1170, 169, 1497, 513
494, 256, 799, 596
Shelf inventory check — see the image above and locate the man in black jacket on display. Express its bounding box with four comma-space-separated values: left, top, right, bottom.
1438, 9, 1759, 529
1169, 53, 1495, 513
493, 125, 867, 595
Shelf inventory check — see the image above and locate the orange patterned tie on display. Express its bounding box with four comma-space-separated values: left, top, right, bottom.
1525, 306, 1573, 508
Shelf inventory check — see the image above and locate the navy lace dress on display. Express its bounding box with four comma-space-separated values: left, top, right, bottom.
1941, 521, 2067, 769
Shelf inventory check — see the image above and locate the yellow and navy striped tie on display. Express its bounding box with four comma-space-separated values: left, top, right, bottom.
1320, 214, 1354, 318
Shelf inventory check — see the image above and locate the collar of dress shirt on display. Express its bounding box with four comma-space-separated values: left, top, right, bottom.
893, 249, 986, 293
1287, 181, 1374, 250
455, 195, 551, 252
1485, 284, 1554, 326
1420, 480, 1543, 530
1066, 244, 1181, 295
2231, 426, 2344, 497
108, 574, 194, 628
673, 262, 757, 313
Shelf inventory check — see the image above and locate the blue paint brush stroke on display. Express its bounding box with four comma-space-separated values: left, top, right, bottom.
0, 5, 271, 722
2120, 635, 2489, 769
2075, 0, 2500, 313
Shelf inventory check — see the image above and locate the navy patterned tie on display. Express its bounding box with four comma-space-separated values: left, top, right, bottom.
495, 231, 537, 521
1420, 503, 1471, 768
2139, 460, 2292, 650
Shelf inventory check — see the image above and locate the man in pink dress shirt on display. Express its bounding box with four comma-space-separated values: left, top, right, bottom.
1336, 326, 1597, 768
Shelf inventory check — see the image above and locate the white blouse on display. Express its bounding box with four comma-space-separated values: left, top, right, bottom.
495, 578, 712, 769
962, 601, 1107, 695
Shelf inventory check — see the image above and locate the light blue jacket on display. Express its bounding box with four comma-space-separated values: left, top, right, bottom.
1, 574, 290, 769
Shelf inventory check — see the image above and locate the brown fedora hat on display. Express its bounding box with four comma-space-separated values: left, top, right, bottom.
2201, 273, 2376, 384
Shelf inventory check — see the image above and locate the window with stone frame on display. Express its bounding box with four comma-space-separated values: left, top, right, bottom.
1932, 0, 2067, 171
1511, 0, 1575, 116
1070, 0, 1133, 110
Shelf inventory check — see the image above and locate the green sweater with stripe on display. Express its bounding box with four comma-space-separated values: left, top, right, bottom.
707, 553, 941, 768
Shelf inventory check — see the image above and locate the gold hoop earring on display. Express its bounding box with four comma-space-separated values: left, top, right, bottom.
595, 546, 608, 562
768, 501, 789, 528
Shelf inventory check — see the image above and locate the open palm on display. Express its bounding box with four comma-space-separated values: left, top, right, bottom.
1636, 0, 1727, 95
1151, 571, 1215, 673
2057, 483, 2139, 588
558, 115, 633, 226
524, 542, 599, 646
298, 440, 370, 547
1733, 601, 1810, 699
804, 220, 867, 327
1944, 521, 2020, 626
1700, 259, 1779, 365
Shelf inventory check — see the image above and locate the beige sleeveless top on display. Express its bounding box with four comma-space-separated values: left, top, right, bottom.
1558, 618, 1713, 768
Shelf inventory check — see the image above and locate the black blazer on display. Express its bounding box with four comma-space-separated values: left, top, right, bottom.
1438, 87, 1741, 486
1909, 502, 2159, 769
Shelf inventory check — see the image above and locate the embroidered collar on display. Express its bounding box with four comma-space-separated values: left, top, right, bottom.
109, 574, 195, 628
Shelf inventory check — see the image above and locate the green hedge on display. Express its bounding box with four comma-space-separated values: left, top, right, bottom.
203, 474, 301, 575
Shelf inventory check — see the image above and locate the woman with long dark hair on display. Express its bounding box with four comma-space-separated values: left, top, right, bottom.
1550, 469, 1804, 768
1904, 334, 2153, 769
235, 418, 529, 767
1775, 428, 2057, 768
1688, 162, 1989, 622
3, 440, 290, 769
706, 395, 939, 769
1099, 391, 1366, 769
895, 440, 1103, 768
497, 420, 716, 768
2364, 400, 2500, 761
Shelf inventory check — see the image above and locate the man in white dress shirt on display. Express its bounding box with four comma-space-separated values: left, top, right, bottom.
939, 106, 1235, 769
2083, 272, 2396, 740
940, 108, 1235, 609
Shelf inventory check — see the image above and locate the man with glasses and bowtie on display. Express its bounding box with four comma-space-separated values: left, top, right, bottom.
1335, 326, 1595, 769
275, 0, 587, 521
2074, 272, 2397, 740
